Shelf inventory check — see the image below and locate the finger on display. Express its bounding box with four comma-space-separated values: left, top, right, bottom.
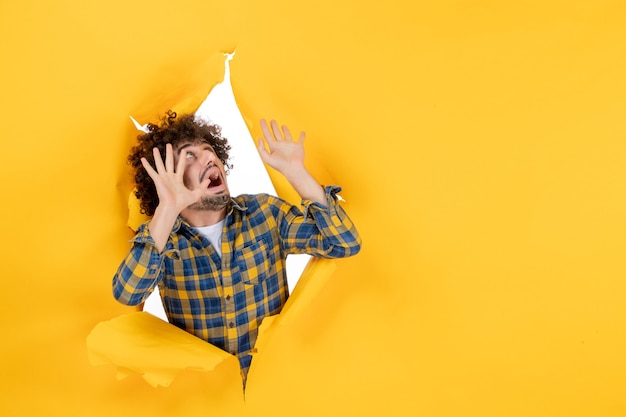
298, 131, 306, 143
270, 120, 284, 141
257, 137, 270, 162
198, 176, 211, 191
187, 177, 212, 201
256, 136, 266, 151
152, 147, 166, 173
260, 119, 274, 143
164, 143, 174, 172
140, 157, 159, 181
281, 124, 293, 142
176, 147, 187, 177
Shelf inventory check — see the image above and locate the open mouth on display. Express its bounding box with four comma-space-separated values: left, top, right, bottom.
208, 173, 223, 189
202, 166, 223, 189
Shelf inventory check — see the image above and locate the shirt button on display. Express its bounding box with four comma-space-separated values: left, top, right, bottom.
225, 295, 231, 301
229, 322, 235, 328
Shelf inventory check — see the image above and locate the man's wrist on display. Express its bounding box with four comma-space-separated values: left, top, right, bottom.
282, 165, 310, 184
153, 204, 182, 219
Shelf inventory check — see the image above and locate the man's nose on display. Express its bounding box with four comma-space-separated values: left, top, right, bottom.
199, 149, 215, 165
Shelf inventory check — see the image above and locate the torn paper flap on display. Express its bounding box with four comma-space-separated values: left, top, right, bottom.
87, 311, 239, 387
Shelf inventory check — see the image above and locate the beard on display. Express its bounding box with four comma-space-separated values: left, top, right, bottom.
187, 193, 230, 211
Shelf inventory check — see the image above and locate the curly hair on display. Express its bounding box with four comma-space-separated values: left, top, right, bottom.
128, 110, 232, 216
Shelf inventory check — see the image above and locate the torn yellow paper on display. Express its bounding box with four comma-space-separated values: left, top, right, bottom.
3, 0, 626, 416
249, 259, 336, 361
272, 258, 335, 326
127, 190, 150, 232
86, 312, 239, 387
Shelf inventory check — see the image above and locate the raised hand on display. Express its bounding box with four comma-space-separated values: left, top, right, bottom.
141, 143, 210, 214
257, 118, 326, 206
257, 119, 306, 177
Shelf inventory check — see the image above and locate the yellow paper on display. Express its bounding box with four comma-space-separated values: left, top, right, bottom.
87, 312, 239, 387
250, 259, 336, 354
3, 1, 626, 416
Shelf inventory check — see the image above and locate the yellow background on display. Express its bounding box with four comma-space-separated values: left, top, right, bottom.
2, 1, 625, 416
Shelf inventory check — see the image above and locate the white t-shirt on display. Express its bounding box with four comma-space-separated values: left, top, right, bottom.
194, 219, 225, 258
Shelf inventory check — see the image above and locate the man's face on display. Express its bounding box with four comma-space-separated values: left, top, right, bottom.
174, 140, 230, 211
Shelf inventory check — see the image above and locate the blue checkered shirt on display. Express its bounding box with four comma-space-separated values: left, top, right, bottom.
113, 185, 361, 377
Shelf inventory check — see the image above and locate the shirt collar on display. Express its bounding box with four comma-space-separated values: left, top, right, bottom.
229, 197, 248, 212
171, 197, 248, 233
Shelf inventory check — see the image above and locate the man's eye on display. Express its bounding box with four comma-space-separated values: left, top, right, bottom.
185, 152, 195, 159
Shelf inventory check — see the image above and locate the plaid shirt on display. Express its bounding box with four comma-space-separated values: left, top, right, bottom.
113, 185, 361, 377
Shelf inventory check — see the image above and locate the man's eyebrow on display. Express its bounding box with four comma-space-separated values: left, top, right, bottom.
177, 143, 192, 152
176, 143, 214, 152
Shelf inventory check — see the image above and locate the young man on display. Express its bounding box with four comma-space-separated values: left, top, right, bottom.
112, 111, 361, 380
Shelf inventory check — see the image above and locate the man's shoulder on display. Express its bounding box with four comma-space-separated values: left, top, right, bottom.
231, 193, 291, 216
232, 193, 275, 207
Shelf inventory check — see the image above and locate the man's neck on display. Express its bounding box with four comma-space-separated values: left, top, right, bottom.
180, 208, 227, 227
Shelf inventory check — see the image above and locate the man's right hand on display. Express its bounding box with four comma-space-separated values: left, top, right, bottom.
141, 143, 210, 214
141, 143, 210, 252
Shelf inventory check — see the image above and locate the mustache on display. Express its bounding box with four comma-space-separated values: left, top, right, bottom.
200, 162, 215, 182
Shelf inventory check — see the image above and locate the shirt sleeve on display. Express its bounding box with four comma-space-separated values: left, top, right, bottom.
278, 185, 362, 258
112, 223, 169, 306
